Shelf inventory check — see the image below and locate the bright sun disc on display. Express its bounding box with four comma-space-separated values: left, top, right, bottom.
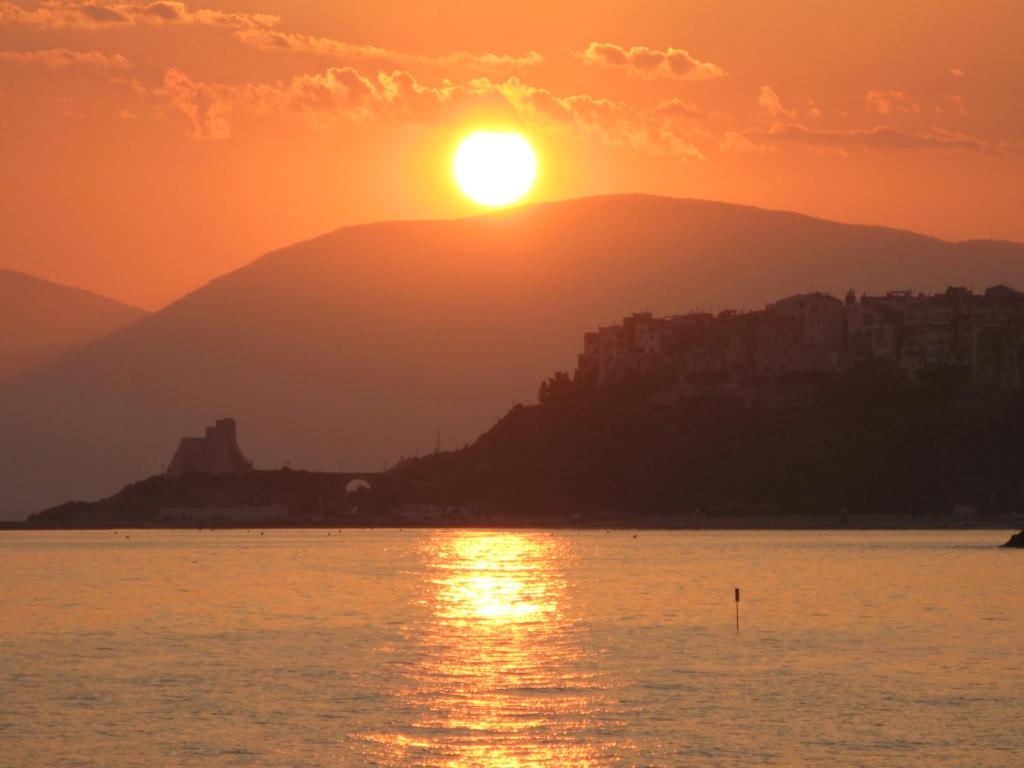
454, 131, 537, 206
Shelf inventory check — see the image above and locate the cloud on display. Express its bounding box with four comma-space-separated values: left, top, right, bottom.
864, 89, 920, 115
79, 3, 130, 23
154, 61, 433, 139
719, 131, 774, 155
757, 86, 824, 121
749, 123, 1000, 153
135, 66, 485, 139
654, 98, 704, 119
153, 67, 233, 139
757, 85, 795, 119
580, 42, 725, 81
0, 1, 78, 26
233, 27, 542, 72
143, 2, 184, 21
135, 64, 705, 160
1, 2, 540, 73
0, 47, 130, 68
950, 67, 964, 78
0, 0, 279, 30
494, 77, 705, 159
939, 93, 967, 116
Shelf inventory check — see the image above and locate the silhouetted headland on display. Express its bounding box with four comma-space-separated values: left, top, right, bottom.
22, 282, 1024, 532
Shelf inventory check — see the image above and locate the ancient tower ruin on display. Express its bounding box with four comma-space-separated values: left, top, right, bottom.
166, 418, 253, 479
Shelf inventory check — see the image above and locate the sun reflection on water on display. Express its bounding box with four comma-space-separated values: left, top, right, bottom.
358, 531, 629, 767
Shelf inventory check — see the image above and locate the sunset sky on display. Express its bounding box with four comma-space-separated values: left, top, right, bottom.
2, 0, 1022, 308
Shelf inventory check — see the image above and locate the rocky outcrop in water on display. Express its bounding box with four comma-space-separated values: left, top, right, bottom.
1004, 530, 1024, 547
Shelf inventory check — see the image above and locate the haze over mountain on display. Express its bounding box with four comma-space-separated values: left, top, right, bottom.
3, 194, 1024, 519
0, 270, 146, 385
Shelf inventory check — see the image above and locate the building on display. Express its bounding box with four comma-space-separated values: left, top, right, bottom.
754, 292, 845, 376
166, 418, 253, 479
577, 312, 673, 385
574, 285, 1024, 392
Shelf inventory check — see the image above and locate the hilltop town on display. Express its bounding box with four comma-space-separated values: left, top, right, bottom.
398, 285, 1024, 527
576, 285, 1024, 393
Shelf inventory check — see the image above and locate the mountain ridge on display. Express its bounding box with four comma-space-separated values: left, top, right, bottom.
0, 268, 147, 386
0, 268, 147, 311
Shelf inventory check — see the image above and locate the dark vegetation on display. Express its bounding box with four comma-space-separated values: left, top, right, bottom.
24, 365, 1024, 530
28, 470, 397, 528
395, 366, 1024, 525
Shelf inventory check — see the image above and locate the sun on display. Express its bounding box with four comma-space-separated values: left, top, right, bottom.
454, 131, 537, 207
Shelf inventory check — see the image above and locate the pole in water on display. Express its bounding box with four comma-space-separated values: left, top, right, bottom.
735, 587, 740, 632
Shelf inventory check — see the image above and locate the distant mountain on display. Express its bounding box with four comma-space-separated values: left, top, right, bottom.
2, 194, 1024, 518
0, 269, 146, 384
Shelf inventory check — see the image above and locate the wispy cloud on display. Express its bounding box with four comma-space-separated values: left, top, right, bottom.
0, 0, 278, 29
653, 98, 705, 119
0, 47, 130, 68
757, 85, 824, 122
938, 93, 967, 116
580, 42, 725, 81
135, 64, 706, 160
750, 123, 1005, 153
1, 2, 541, 73
151, 67, 233, 139
865, 89, 920, 115
757, 85, 795, 119
235, 27, 542, 72
718, 131, 774, 155
497, 77, 707, 159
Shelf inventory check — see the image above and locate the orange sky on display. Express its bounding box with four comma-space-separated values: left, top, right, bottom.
1, 0, 1022, 309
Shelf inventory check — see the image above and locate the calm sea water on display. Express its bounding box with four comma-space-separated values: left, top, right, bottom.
1, 529, 1022, 767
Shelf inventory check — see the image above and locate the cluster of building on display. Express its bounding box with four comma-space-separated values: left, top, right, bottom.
576, 285, 1024, 390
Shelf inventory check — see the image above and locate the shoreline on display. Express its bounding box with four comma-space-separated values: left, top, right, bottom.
2, 521, 1021, 532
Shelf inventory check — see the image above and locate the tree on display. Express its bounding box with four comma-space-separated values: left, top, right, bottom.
538, 371, 576, 405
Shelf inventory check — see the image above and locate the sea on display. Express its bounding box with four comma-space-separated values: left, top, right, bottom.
1, 529, 1022, 767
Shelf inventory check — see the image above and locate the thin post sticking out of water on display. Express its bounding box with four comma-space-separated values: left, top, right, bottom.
735, 588, 741, 632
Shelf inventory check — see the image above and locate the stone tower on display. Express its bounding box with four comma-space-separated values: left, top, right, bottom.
166, 418, 252, 479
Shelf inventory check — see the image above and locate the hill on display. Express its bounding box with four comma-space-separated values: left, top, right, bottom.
3, 194, 1024, 518
394, 371, 1024, 526
0, 269, 146, 384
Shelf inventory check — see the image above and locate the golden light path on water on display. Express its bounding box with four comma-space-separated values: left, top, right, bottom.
358, 531, 630, 766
